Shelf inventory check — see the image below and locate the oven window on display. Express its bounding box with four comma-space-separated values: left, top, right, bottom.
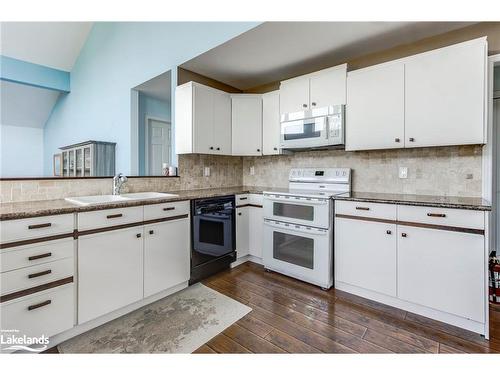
273, 232, 314, 269
273, 202, 314, 221
199, 219, 224, 246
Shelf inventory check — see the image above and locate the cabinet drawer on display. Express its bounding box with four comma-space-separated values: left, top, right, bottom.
143, 201, 190, 221
0, 284, 74, 341
1, 238, 74, 273
77, 206, 143, 231
1, 257, 74, 296
335, 200, 396, 220
1, 214, 74, 244
397, 205, 484, 230
249, 194, 263, 206
236, 194, 249, 205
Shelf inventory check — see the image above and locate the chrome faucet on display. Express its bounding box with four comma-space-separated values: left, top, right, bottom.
112, 173, 128, 195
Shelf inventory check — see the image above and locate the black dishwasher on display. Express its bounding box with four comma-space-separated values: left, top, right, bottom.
190, 195, 236, 284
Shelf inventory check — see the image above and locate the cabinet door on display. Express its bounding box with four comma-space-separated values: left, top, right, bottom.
193, 84, 214, 154
405, 39, 486, 147
78, 227, 144, 324
231, 95, 262, 156
279, 77, 310, 115
144, 218, 190, 298
213, 90, 232, 155
309, 65, 347, 108
236, 206, 249, 258
397, 226, 485, 322
248, 206, 263, 259
335, 218, 397, 296
262, 91, 280, 155
346, 63, 405, 151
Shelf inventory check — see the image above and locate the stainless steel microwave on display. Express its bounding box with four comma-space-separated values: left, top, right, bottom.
280, 105, 345, 150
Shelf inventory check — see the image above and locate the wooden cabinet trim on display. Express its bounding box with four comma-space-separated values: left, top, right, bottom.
0, 232, 75, 250
0, 276, 73, 303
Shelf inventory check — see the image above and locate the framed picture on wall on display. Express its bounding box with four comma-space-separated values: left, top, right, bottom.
53, 153, 62, 176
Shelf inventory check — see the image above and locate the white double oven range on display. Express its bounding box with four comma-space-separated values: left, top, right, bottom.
262, 168, 351, 289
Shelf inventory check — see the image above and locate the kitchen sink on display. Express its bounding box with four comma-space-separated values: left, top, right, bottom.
120, 192, 178, 200
65, 192, 178, 206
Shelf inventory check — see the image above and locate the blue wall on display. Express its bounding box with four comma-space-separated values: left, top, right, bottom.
43, 22, 259, 175
1, 124, 44, 177
138, 93, 171, 175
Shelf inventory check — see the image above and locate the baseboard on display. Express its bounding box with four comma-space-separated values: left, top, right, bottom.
47, 281, 188, 349
231, 255, 262, 268
335, 280, 487, 336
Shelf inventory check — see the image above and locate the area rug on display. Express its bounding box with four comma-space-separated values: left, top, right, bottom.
58, 283, 251, 353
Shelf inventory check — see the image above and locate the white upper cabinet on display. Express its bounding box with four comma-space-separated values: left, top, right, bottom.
231, 94, 263, 156
175, 81, 232, 155
345, 37, 487, 151
404, 38, 487, 148
309, 65, 347, 108
346, 63, 405, 151
279, 77, 310, 114
279, 64, 347, 116
262, 90, 281, 155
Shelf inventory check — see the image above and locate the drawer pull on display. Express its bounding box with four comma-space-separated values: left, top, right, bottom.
28, 270, 52, 279
136, 233, 142, 238
163, 207, 175, 211
28, 300, 52, 311
427, 213, 446, 218
386, 230, 392, 235
355, 206, 370, 211
401, 233, 407, 238
107, 213, 123, 219
149, 230, 154, 235
28, 252, 52, 261
28, 223, 52, 230
239, 197, 248, 200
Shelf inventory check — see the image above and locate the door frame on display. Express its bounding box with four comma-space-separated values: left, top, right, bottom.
144, 116, 171, 175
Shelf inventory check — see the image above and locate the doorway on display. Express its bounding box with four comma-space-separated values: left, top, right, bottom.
145, 117, 171, 175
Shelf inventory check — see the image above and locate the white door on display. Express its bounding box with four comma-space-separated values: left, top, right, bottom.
249, 206, 263, 259
144, 218, 190, 298
279, 77, 310, 115
231, 95, 262, 156
335, 218, 397, 296
212, 90, 232, 155
404, 39, 486, 147
309, 65, 347, 108
397, 225, 485, 322
236, 206, 249, 258
346, 62, 405, 151
147, 119, 171, 175
78, 227, 144, 324
262, 90, 280, 155
193, 84, 214, 154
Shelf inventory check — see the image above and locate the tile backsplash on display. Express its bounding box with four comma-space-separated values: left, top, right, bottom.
242, 145, 483, 197
0, 145, 483, 203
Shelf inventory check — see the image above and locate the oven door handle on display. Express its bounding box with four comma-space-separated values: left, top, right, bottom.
263, 220, 328, 235
264, 196, 329, 205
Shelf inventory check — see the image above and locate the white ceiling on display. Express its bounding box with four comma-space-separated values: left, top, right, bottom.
181, 22, 475, 90
134, 70, 172, 102
0, 22, 92, 71
0, 80, 61, 128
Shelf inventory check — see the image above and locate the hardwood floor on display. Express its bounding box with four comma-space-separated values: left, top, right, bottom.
45, 261, 500, 354
194, 261, 500, 354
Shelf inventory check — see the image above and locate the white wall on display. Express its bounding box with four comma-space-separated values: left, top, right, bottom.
0, 124, 44, 177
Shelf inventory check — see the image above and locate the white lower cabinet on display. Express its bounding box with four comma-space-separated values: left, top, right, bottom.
249, 205, 263, 259
78, 227, 144, 324
335, 218, 397, 296
236, 206, 250, 258
144, 217, 190, 298
397, 225, 485, 323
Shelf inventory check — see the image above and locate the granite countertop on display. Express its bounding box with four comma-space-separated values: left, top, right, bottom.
334, 192, 492, 211
0, 186, 491, 220
0, 186, 271, 221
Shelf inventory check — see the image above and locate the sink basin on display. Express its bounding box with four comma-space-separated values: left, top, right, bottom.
65, 195, 130, 206
65, 192, 178, 206
120, 192, 178, 200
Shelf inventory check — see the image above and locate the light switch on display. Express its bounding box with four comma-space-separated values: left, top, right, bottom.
399, 167, 408, 179
250, 166, 255, 176
204, 167, 210, 177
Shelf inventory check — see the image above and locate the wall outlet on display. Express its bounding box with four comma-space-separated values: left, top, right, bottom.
204, 167, 210, 177
250, 166, 255, 176
399, 167, 408, 179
